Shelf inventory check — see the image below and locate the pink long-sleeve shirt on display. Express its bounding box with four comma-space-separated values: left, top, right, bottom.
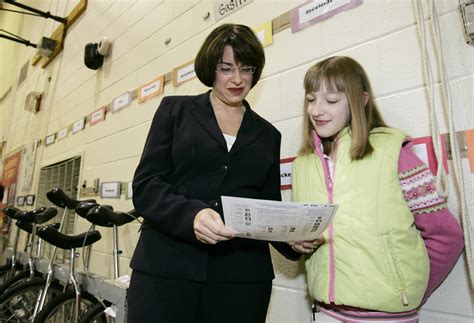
398, 141, 464, 301
318, 140, 464, 322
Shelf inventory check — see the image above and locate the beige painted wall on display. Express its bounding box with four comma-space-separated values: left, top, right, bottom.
0, 1, 473, 322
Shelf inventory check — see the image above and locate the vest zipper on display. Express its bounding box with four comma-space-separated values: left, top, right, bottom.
384, 235, 410, 307
401, 289, 409, 306
313, 131, 337, 303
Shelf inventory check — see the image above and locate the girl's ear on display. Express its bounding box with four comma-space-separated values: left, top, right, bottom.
363, 92, 369, 107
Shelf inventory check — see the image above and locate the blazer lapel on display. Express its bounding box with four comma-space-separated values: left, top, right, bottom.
190, 92, 227, 150
230, 101, 264, 155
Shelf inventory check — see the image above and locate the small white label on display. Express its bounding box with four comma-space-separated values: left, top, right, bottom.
57, 128, 68, 140
72, 118, 85, 134
112, 92, 132, 113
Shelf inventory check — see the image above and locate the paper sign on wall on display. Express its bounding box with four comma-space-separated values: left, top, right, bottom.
412, 136, 448, 175
100, 181, 122, 199
290, 0, 363, 33
138, 75, 164, 103
280, 157, 296, 190
89, 106, 106, 126
45, 134, 56, 146
465, 129, 474, 173
126, 181, 133, 200
172, 60, 196, 87
213, 0, 254, 21
253, 21, 273, 47
18, 140, 37, 192
57, 127, 68, 140
72, 117, 86, 134
112, 92, 133, 113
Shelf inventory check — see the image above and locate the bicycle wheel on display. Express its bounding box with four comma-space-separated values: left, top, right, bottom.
34, 290, 102, 323
78, 300, 112, 323
0, 269, 41, 296
0, 277, 63, 322
0, 262, 24, 284
0, 264, 12, 285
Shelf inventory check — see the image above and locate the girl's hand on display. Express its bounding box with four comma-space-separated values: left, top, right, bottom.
288, 237, 325, 254
193, 208, 235, 244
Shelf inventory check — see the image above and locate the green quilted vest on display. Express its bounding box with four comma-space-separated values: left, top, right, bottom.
292, 127, 429, 312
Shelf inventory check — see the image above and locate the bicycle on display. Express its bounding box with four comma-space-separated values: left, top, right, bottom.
33, 221, 103, 322
0, 187, 96, 322
0, 207, 25, 283
78, 205, 138, 323
0, 206, 57, 297
0, 207, 61, 322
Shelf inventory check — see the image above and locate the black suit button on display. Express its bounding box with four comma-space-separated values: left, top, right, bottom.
209, 200, 219, 208
219, 165, 228, 173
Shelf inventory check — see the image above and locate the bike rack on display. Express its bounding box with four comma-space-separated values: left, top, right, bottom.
3, 247, 129, 322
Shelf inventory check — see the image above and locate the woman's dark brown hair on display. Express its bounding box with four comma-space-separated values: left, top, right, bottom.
195, 24, 265, 88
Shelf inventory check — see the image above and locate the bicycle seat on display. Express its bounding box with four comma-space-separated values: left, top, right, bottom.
36, 224, 101, 249
2, 206, 21, 219
15, 220, 34, 234
31, 207, 58, 224
46, 187, 96, 210
13, 208, 44, 223
75, 201, 100, 218
87, 205, 136, 227
15, 221, 61, 234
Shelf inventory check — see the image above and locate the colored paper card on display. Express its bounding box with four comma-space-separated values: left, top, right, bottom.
45, 133, 56, 146
57, 127, 68, 140
253, 21, 273, 47
90, 106, 106, 126
112, 91, 133, 113
172, 60, 196, 87
412, 136, 448, 175
72, 117, 86, 134
138, 75, 164, 103
290, 0, 363, 33
465, 129, 474, 173
280, 157, 296, 190
213, 0, 254, 21
126, 181, 133, 199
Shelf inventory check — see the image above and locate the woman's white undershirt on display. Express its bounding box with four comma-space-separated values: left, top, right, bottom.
223, 133, 237, 151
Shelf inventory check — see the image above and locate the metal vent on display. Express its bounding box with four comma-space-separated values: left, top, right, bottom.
36, 156, 82, 263
24, 91, 42, 113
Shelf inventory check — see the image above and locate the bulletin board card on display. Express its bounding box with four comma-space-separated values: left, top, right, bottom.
290, 0, 363, 33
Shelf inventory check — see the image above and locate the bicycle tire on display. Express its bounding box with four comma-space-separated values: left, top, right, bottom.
0, 269, 42, 296
78, 300, 112, 323
34, 290, 103, 323
0, 262, 24, 284
0, 264, 12, 285
0, 277, 63, 322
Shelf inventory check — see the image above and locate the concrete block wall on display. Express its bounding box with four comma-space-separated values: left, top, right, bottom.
0, 1, 472, 322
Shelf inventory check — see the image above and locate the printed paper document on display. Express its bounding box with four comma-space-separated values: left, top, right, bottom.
221, 196, 338, 242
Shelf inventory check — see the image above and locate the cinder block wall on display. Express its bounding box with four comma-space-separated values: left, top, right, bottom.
0, 1, 472, 322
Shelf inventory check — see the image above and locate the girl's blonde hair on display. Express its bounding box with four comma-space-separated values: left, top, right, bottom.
299, 56, 387, 160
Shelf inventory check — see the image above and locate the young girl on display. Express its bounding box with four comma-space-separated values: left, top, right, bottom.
290, 56, 464, 322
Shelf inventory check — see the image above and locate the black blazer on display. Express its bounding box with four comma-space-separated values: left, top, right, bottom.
131, 91, 299, 282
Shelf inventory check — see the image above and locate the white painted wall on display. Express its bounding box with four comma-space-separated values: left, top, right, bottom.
0, 1, 472, 322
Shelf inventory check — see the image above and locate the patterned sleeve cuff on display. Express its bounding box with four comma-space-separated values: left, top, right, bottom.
398, 145, 447, 215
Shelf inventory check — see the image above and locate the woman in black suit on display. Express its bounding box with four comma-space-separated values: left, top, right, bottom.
128, 23, 300, 323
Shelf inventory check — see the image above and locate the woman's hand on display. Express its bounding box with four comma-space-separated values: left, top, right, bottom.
194, 208, 235, 244
288, 237, 325, 254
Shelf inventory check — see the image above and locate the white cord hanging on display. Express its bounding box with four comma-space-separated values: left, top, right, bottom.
413, 0, 449, 197
414, 0, 473, 287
